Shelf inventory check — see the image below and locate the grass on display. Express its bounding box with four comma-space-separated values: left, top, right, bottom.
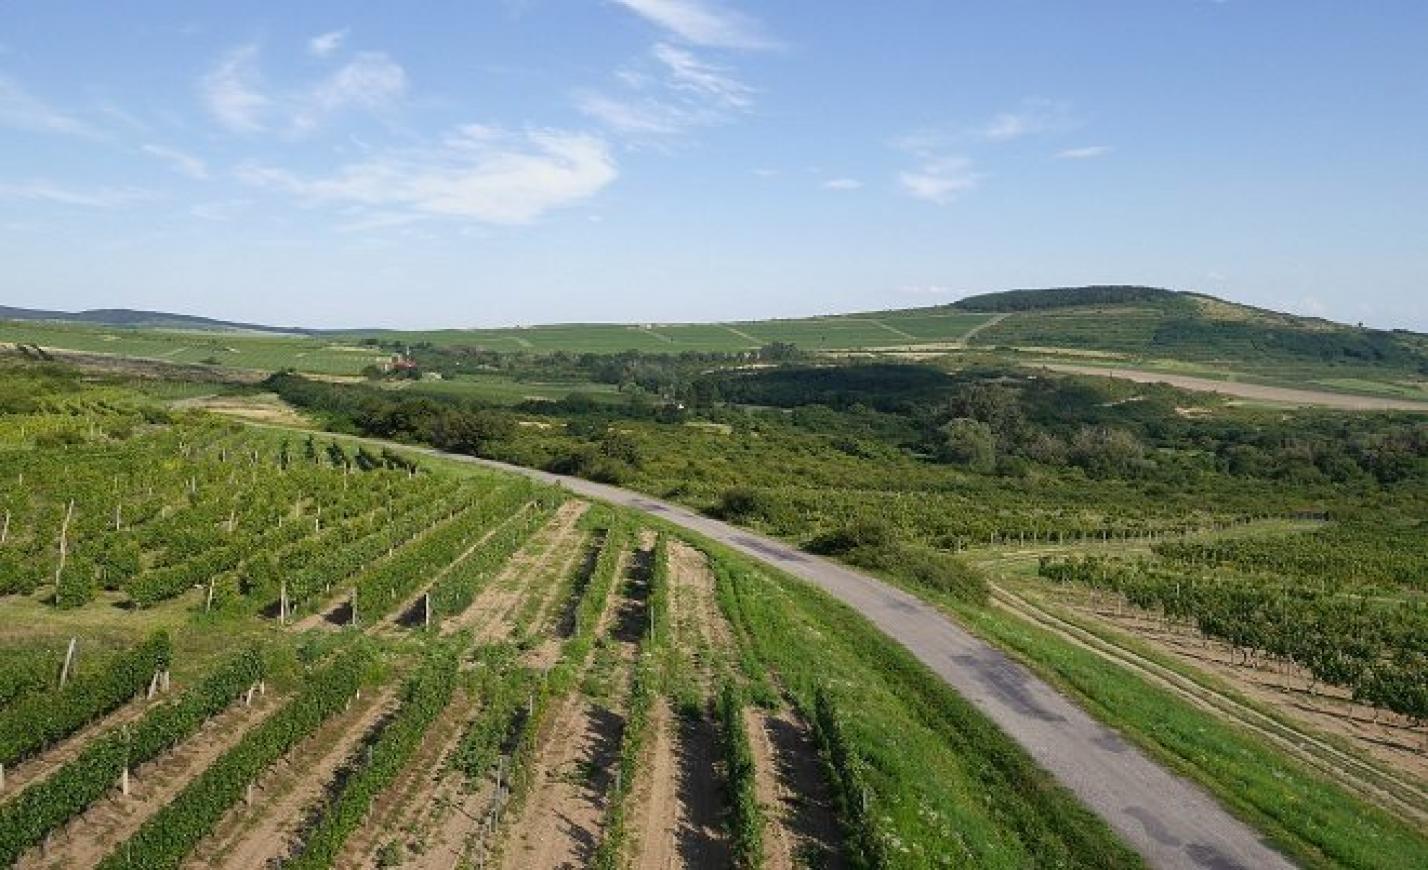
0, 320, 386, 375
703, 545, 1144, 869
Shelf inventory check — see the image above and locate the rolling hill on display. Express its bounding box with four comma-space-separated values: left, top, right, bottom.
3, 287, 1426, 401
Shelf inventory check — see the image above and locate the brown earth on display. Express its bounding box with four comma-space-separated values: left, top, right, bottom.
497, 541, 643, 870
187, 686, 399, 869
1040, 363, 1428, 411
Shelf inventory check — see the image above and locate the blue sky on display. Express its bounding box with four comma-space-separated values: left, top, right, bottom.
2, 1, 1426, 330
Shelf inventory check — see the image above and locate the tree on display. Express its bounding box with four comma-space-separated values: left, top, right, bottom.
937, 419, 996, 471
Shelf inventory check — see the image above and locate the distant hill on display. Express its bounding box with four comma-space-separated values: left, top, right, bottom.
4, 288, 1426, 387
0, 305, 313, 335
940, 285, 1428, 376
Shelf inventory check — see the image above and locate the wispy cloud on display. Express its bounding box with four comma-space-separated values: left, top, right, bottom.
579, 42, 752, 140
237, 125, 616, 225
141, 144, 210, 179
822, 177, 862, 190
652, 43, 752, 109
980, 98, 1074, 141
611, 0, 778, 50
201, 44, 269, 132
0, 75, 96, 137
898, 156, 979, 204
201, 44, 406, 135
189, 199, 250, 221
0, 180, 153, 208
308, 29, 348, 58
1056, 144, 1112, 160
295, 51, 406, 132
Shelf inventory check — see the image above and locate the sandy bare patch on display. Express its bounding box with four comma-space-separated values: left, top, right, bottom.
1040, 363, 1428, 411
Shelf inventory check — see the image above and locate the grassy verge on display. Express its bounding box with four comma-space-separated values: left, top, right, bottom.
947, 598, 1428, 870
704, 546, 1143, 869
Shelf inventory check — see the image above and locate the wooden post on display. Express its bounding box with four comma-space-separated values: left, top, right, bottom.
424, 592, 431, 628
245, 685, 255, 706
60, 637, 77, 689
2, 509, 10, 545
280, 581, 289, 624
351, 588, 358, 626
121, 766, 130, 796
147, 671, 159, 699
161, 670, 170, 693
1, 763, 5, 791
55, 500, 75, 584
206, 579, 216, 613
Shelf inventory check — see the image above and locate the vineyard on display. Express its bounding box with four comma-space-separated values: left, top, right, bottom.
0, 362, 1157, 869
3, 340, 1428, 870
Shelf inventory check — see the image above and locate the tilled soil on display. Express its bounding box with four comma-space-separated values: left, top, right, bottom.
186, 686, 399, 869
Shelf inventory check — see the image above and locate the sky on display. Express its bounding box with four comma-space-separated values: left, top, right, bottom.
1, 1, 1426, 331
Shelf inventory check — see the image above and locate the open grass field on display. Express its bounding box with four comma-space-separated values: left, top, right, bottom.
0, 321, 388, 376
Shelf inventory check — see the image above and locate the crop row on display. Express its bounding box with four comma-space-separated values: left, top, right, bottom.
0, 631, 171, 768
1040, 555, 1428, 721
0, 647, 263, 864
97, 644, 373, 869
286, 642, 460, 868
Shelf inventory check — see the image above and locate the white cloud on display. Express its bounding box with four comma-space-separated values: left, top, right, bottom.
980, 98, 1073, 142
1057, 145, 1112, 160
579, 42, 752, 140
652, 43, 752, 109
202, 44, 406, 135
308, 29, 348, 58
822, 177, 862, 190
0, 180, 153, 208
0, 75, 95, 137
898, 156, 979, 204
295, 52, 407, 131
141, 144, 210, 179
237, 126, 616, 225
576, 92, 690, 136
201, 44, 269, 132
611, 0, 777, 50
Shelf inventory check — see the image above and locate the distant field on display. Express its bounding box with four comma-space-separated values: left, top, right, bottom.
392, 373, 621, 405
0, 320, 386, 375
2, 312, 1000, 370
342, 311, 997, 354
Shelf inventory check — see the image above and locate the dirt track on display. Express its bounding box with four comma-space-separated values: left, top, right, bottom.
1040, 363, 1428, 411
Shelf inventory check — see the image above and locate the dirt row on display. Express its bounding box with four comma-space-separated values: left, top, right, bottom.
187, 686, 400, 869
496, 534, 652, 869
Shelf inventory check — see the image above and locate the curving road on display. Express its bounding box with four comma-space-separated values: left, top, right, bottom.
449, 457, 1295, 870
243, 421, 1294, 869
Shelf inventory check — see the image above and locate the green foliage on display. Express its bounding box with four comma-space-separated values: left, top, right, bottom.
287, 641, 460, 869
1040, 555, 1428, 722
0, 648, 263, 865
0, 631, 170, 768
717, 681, 764, 869
99, 644, 373, 870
